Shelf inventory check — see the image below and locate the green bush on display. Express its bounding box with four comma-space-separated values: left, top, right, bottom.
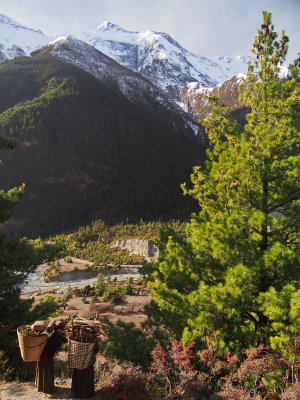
54, 359, 70, 378
0, 351, 14, 381
103, 320, 155, 369
122, 281, 133, 295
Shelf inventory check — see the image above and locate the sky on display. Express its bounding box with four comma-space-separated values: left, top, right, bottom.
0, 0, 299, 62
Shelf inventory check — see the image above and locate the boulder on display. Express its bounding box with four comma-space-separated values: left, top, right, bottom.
111, 239, 159, 261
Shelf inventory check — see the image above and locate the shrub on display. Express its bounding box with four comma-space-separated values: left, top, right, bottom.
94, 303, 114, 313
122, 281, 133, 295
72, 287, 81, 296
281, 383, 300, 400
54, 359, 70, 378
97, 363, 151, 400
94, 273, 106, 296
44, 261, 61, 281
81, 284, 93, 296
106, 291, 124, 305
103, 320, 155, 369
210, 386, 256, 400
0, 351, 15, 381
30, 294, 61, 319
91, 296, 99, 303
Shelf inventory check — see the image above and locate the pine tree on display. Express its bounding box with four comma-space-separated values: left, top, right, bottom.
147, 12, 300, 356
0, 135, 59, 379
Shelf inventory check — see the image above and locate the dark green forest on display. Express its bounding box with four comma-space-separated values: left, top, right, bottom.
0, 56, 205, 237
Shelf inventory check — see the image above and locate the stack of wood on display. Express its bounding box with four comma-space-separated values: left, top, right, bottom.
18, 323, 46, 337
66, 318, 101, 343
17, 323, 48, 362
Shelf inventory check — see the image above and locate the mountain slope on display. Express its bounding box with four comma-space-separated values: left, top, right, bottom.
179, 74, 249, 124
0, 56, 204, 237
0, 13, 50, 62
0, 13, 252, 103
33, 36, 204, 138
79, 21, 251, 100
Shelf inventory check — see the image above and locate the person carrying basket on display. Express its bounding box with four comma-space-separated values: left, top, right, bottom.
35, 320, 68, 394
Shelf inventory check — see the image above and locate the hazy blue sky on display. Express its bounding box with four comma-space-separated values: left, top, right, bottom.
0, 0, 299, 62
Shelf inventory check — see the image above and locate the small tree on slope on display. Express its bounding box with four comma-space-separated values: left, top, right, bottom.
147, 11, 300, 364
0, 136, 59, 379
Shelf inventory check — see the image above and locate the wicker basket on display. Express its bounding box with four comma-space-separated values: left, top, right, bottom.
17, 325, 48, 362
68, 340, 95, 369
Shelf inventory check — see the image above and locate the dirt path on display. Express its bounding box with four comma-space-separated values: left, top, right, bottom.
0, 380, 115, 400
0, 381, 73, 400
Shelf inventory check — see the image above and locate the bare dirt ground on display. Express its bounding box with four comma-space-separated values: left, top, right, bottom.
60, 293, 150, 325
2, 258, 152, 400
0, 380, 123, 400
21, 256, 151, 326
0, 381, 73, 400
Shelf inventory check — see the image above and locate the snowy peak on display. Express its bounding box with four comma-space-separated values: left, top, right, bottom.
79, 21, 251, 100
0, 13, 252, 104
96, 21, 128, 33
46, 35, 80, 49
0, 13, 51, 62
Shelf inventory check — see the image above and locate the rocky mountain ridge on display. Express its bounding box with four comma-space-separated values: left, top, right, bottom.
0, 13, 51, 62
33, 36, 204, 138
0, 13, 251, 101
79, 21, 251, 100
179, 74, 246, 121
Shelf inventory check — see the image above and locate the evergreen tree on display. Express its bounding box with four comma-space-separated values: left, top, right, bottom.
147, 12, 300, 357
0, 135, 59, 379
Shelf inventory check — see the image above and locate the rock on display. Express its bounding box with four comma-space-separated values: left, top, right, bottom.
111, 239, 159, 261
31, 321, 46, 331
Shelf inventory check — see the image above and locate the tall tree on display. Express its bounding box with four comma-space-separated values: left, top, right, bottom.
147, 12, 300, 356
0, 136, 59, 379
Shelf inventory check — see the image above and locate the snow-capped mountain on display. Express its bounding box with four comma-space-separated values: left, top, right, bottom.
34, 36, 206, 139
0, 13, 252, 104
79, 21, 251, 100
0, 13, 51, 62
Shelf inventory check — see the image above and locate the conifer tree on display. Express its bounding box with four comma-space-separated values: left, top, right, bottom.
0, 136, 59, 379
147, 12, 300, 356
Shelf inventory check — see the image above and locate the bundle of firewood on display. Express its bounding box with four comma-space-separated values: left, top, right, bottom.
18, 324, 46, 337
17, 324, 48, 362
66, 318, 101, 343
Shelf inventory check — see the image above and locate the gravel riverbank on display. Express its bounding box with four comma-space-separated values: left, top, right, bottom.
21, 258, 143, 296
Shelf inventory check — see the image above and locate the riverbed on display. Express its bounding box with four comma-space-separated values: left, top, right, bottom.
21, 257, 143, 296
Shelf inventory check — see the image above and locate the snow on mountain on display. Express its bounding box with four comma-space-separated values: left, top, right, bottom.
0, 13, 51, 62
79, 21, 251, 100
213, 55, 253, 75
0, 13, 253, 106
179, 74, 247, 120
33, 36, 206, 139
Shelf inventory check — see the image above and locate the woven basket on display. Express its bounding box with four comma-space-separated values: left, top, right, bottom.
68, 340, 95, 369
17, 325, 48, 362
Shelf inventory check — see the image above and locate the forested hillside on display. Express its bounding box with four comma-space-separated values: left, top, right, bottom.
0, 56, 205, 237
